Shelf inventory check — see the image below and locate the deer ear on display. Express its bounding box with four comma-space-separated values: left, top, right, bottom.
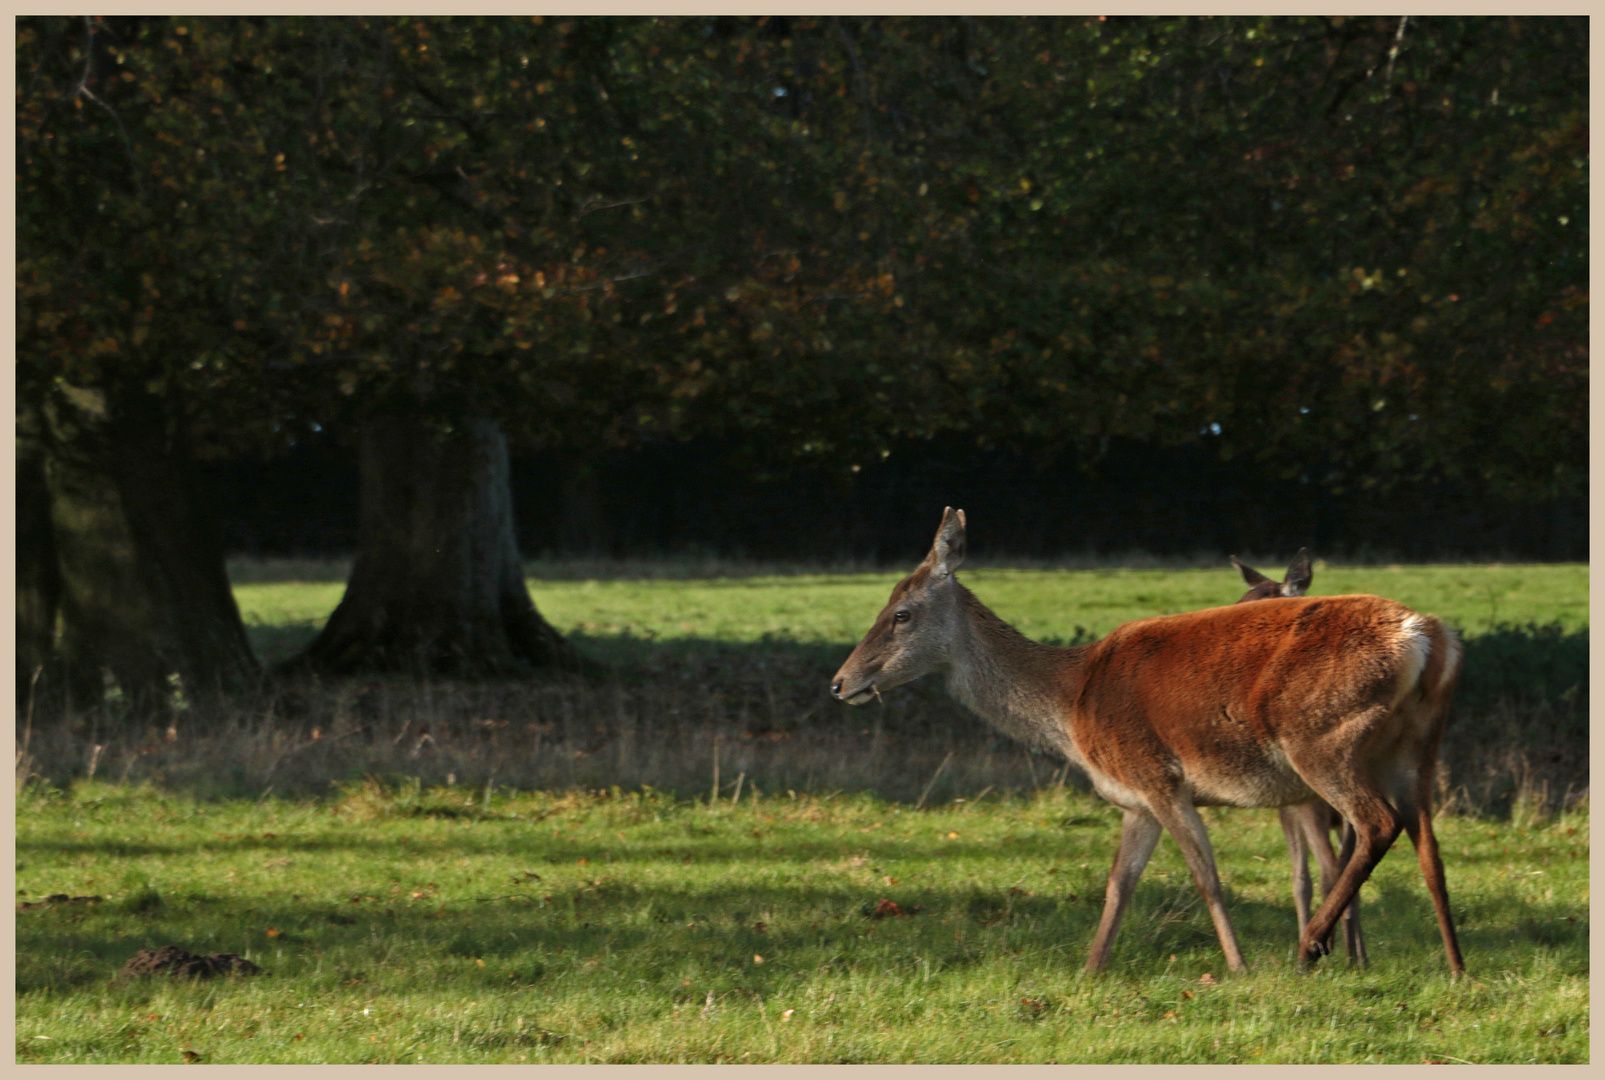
1230, 555, 1272, 588
1282, 548, 1314, 597
930, 507, 967, 577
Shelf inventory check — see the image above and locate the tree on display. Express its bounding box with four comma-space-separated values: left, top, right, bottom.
19, 17, 1582, 702
18, 15, 278, 711
16, 16, 922, 685
283, 417, 573, 675
839, 17, 1586, 499
231, 17, 930, 674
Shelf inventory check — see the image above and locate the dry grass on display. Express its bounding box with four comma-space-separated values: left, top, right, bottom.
16, 663, 1045, 807
16, 634, 1585, 821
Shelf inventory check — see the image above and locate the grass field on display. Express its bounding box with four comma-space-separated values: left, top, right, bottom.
232, 560, 1589, 666
15, 780, 1588, 1064
18, 558, 1588, 1062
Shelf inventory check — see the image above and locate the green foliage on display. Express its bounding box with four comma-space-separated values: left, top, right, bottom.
15, 783, 1588, 1062
17, 16, 1586, 496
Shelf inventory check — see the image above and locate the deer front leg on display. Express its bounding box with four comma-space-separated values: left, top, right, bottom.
1296, 802, 1351, 961
1314, 813, 1367, 965
1084, 808, 1163, 974
1151, 799, 1249, 973
1279, 805, 1314, 940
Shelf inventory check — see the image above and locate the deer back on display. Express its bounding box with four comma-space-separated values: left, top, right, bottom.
1063, 595, 1453, 807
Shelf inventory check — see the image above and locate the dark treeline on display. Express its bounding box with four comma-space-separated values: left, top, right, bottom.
209, 438, 1584, 564
18, 15, 1586, 712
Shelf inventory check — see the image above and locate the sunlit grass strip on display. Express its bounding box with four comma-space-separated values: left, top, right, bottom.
232, 562, 1588, 661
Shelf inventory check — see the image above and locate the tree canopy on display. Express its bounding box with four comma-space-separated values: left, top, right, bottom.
19, 15, 1586, 493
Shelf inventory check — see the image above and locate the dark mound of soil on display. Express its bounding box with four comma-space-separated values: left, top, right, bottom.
18, 894, 102, 911
118, 946, 262, 979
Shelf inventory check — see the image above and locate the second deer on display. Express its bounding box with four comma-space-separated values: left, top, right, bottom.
1231, 548, 1365, 965
832, 509, 1463, 975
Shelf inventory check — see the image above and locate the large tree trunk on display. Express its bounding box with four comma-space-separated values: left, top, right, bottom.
16, 404, 63, 710
34, 385, 260, 717
287, 415, 578, 677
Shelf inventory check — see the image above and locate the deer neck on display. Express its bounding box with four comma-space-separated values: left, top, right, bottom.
943, 583, 1088, 763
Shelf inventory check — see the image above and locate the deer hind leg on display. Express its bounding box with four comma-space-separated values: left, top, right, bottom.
1394, 769, 1466, 975
1148, 798, 1248, 973
1279, 805, 1314, 939
1289, 768, 1403, 972
1084, 808, 1163, 974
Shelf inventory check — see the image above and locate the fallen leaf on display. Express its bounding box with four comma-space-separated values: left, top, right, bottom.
870, 899, 904, 919
781, 1009, 795, 1021
266, 926, 280, 938
1198, 973, 1218, 986
753, 954, 764, 964
181, 1050, 202, 1064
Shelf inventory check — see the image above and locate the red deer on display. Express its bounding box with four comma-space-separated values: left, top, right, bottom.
832, 509, 1463, 975
1231, 549, 1365, 965
1232, 548, 1313, 603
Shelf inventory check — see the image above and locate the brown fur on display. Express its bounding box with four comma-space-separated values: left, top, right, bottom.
1232, 551, 1365, 965
831, 509, 1464, 975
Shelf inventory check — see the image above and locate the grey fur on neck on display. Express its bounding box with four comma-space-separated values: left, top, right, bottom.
941, 582, 1085, 765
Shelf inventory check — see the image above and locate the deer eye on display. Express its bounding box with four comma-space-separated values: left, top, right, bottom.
893, 610, 911, 624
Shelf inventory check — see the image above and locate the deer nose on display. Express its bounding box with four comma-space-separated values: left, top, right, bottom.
830, 678, 844, 698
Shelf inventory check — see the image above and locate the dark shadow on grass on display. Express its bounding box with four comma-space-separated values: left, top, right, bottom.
18, 826, 1127, 864
20, 872, 1582, 998
19, 625, 1587, 817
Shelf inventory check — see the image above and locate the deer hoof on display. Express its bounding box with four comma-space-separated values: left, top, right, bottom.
1297, 939, 1330, 971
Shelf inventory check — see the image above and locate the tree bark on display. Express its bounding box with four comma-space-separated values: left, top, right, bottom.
36, 385, 260, 716
287, 415, 578, 677
16, 404, 62, 710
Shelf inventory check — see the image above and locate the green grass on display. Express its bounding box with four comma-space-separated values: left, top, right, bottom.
22, 560, 1587, 1061
232, 561, 1588, 667
16, 781, 1587, 1063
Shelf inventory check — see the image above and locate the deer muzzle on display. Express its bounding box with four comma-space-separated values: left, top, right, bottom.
830, 661, 881, 705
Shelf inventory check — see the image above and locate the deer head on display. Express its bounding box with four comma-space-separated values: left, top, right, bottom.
831, 507, 968, 704
1230, 547, 1313, 602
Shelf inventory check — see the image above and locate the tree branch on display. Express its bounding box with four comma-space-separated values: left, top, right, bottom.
73, 16, 144, 202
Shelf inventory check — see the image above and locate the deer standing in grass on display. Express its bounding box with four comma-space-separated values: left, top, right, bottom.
831, 509, 1463, 975
1232, 549, 1366, 965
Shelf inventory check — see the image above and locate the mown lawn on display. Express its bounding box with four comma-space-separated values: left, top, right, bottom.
232, 561, 1589, 666
20, 560, 1588, 1062
15, 781, 1588, 1064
